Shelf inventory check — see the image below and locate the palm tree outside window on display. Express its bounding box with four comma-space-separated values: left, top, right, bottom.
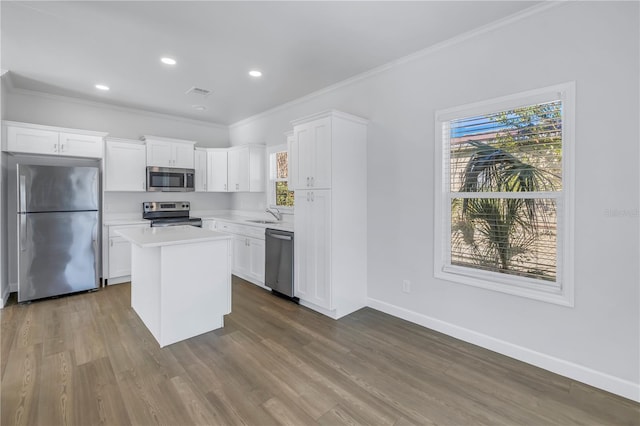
435, 83, 575, 306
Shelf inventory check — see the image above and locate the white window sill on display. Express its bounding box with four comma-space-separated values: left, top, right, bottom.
435, 265, 574, 307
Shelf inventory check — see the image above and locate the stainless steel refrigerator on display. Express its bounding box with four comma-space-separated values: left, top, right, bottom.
17, 164, 99, 302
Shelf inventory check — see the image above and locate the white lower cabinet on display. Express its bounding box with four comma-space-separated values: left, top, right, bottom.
248, 237, 265, 284
108, 237, 132, 279
103, 223, 150, 284
215, 221, 266, 287
295, 190, 331, 309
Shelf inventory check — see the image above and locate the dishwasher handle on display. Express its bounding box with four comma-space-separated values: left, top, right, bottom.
270, 234, 292, 241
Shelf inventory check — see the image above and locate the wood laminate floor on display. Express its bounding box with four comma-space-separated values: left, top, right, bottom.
1, 277, 638, 426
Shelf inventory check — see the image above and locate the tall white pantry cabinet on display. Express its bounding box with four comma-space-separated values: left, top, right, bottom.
290, 110, 368, 319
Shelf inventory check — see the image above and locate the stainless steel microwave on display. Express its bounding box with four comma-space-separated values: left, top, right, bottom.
146, 167, 195, 192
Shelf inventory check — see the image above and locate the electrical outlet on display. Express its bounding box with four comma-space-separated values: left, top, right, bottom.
402, 280, 411, 293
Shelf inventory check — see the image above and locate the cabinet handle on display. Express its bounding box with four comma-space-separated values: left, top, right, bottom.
311, 192, 315, 202
236, 183, 239, 190
311, 177, 314, 187
306, 176, 310, 187
110, 239, 113, 247
53, 143, 58, 153
224, 184, 227, 190
60, 143, 65, 152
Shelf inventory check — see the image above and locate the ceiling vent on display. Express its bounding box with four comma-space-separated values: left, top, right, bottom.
185, 86, 212, 97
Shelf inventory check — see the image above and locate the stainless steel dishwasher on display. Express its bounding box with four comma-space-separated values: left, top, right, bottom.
265, 228, 296, 301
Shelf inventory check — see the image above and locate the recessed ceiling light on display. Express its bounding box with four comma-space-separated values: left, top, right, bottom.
161, 57, 177, 65
192, 105, 207, 111
249, 70, 262, 77
95, 84, 110, 91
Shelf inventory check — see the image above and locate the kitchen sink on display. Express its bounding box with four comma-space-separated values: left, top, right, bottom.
246, 219, 278, 224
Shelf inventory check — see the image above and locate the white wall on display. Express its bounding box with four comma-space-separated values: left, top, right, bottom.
229, 2, 639, 400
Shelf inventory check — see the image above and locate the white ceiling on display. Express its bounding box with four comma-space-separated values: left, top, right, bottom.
1, 1, 539, 125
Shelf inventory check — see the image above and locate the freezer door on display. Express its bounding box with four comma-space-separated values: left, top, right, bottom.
17, 164, 99, 213
18, 211, 99, 302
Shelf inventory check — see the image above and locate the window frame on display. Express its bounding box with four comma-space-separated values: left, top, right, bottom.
266, 143, 294, 211
434, 82, 575, 306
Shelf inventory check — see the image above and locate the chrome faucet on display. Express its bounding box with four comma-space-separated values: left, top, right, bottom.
266, 207, 282, 221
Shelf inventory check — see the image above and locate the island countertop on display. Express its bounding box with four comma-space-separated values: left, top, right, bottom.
116, 225, 231, 248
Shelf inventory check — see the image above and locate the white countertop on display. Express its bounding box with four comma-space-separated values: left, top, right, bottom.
198, 211, 294, 232
104, 210, 294, 232
116, 225, 231, 248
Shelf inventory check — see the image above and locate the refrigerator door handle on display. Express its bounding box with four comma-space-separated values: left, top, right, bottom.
19, 174, 26, 212
20, 214, 27, 252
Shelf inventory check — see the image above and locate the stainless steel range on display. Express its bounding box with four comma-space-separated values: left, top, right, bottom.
142, 201, 202, 227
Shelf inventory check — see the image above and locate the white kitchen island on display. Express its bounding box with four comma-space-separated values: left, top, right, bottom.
116, 225, 232, 348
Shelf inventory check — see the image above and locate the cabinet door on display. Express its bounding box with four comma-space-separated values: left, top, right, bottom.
291, 124, 310, 190
58, 133, 103, 158
146, 140, 173, 167
286, 133, 296, 188
232, 236, 250, 276
248, 237, 265, 284
6, 126, 59, 155
105, 141, 147, 191
207, 150, 228, 192
108, 237, 132, 279
292, 118, 331, 190
228, 147, 249, 192
248, 146, 265, 192
173, 143, 195, 168
309, 117, 331, 189
194, 150, 208, 192
295, 190, 331, 309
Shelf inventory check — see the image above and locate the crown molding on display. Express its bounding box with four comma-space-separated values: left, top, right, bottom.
229, 1, 563, 130
1, 71, 15, 89
6, 85, 228, 130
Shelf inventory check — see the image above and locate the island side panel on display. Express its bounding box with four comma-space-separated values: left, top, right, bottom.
130, 244, 162, 343
159, 239, 231, 347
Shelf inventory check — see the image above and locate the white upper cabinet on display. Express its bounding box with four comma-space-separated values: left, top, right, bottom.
58, 132, 105, 158
3, 121, 106, 158
227, 145, 265, 192
142, 135, 195, 168
104, 138, 147, 192
194, 148, 208, 192
207, 149, 228, 192
290, 116, 331, 190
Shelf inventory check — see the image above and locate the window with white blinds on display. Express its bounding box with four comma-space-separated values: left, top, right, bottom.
434, 83, 575, 306
267, 145, 294, 209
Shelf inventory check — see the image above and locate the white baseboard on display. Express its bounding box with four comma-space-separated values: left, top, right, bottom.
367, 297, 640, 403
